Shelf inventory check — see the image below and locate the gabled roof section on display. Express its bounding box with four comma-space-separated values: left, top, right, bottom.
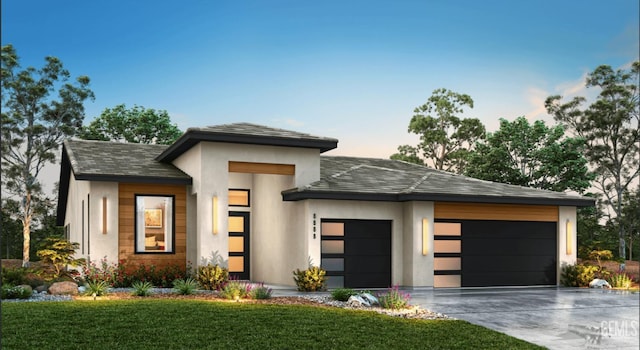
56, 140, 192, 225
283, 156, 596, 207
156, 122, 338, 162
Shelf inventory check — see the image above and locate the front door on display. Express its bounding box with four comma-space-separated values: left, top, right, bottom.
228, 211, 250, 280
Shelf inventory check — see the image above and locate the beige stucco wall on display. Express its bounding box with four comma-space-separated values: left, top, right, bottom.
558, 206, 577, 283
402, 201, 434, 288
64, 174, 90, 259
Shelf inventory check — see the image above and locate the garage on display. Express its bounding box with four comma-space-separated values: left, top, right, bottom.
321, 219, 391, 288
434, 219, 557, 287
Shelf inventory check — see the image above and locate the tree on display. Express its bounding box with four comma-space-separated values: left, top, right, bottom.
391, 88, 485, 173
465, 117, 593, 193
1, 203, 23, 259
545, 62, 640, 258
1, 44, 94, 267
80, 104, 182, 145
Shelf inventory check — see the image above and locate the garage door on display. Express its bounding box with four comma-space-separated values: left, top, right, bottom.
321, 219, 391, 288
435, 220, 557, 287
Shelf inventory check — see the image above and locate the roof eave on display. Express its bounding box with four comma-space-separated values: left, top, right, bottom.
73, 173, 193, 185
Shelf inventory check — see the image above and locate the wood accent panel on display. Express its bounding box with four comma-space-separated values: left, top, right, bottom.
434, 202, 558, 222
228, 161, 295, 175
118, 183, 187, 269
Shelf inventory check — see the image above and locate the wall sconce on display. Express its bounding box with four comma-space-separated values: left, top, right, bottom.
566, 219, 572, 255
212, 196, 218, 234
101, 197, 107, 234
422, 218, 429, 256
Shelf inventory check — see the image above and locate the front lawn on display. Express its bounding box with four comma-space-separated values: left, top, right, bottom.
1, 299, 541, 349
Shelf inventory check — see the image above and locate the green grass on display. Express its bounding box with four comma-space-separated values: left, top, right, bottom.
1, 300, 542, 349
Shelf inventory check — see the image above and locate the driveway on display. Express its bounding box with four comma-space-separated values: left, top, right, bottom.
410, 287, 639, 350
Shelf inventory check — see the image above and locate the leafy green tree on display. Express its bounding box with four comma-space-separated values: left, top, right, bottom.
391, 88, 485, 173
465, 117, 593, 193
1, 204, 23, 259
1, 44, 94, 267
80, 104, 182, 145
545, 62, 639, 258
36, 237, 85, 278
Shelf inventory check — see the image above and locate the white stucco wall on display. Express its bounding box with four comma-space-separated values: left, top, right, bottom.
64, 174, 90, 260
402, 201, 434, 288
558, 206, 577, 283
87, 182, 119, 264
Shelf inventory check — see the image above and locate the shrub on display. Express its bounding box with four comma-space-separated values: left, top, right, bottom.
560, 263, 600, 287
1, 284, 33, 299
608, 273, 633, 289
196, 264, 229, 291
131, 281, 154, 296
249, 283, 272, 300
377, 285, 411, 310
292, 266, 326, 292
82, 259, 191, 288
220, 280, 252, 300
173, 278, 198, 295
587, 249, 614, 268
331, 288, 357, 302
1, 267, 28, 286
85, 280, 110, 296
36, 237, 86, 279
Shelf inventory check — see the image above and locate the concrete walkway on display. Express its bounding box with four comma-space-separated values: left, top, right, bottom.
409, 287, 639, 350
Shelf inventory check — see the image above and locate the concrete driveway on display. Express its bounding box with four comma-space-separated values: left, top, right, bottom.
410, 287, 639, 350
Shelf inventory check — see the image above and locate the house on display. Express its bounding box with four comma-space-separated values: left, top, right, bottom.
57, 123, 594, 288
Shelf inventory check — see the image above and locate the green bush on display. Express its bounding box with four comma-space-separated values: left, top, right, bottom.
249, 284, 272, 300
292, 266, 326, 292
36, 237, 86, 279
85, 280, 110, 296
1, 267, 28, 286
377, 285, 411, 310
173, 278, 199, 295
608, 273, 632, 289
131, 281, 154, 296
1, 284, 33, 299
82, 259, 191, 288
331, 288, 357, 302
196, 264, 229, 291
220, 280, 252, 300
560, 263, 600, 287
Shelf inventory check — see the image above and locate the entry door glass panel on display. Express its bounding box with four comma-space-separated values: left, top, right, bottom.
228, 212, 250, 279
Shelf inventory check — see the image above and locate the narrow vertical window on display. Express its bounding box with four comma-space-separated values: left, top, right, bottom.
135, 195, 174, 253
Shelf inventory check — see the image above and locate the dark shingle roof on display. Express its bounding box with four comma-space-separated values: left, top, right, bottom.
282, 156, 595, 207
156, 122, 338, 162
63, 139, 192, 183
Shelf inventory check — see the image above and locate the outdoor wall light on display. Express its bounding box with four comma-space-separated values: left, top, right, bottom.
101, 196, 107, 234
422, 218, 429, 256
212, 196, 219, 235
566, 219, 572, 255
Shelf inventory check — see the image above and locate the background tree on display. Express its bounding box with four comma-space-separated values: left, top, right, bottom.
391, 88, 485, 173
1, 204, 23, 259
465, 117, 593, 193
80, 104, 182, 145
1, 44, 94, 267
545, 62, 639, 258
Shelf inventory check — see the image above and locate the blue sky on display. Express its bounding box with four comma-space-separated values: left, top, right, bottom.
2, 0, 639, 193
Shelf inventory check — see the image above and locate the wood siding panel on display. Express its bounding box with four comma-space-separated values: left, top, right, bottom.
118, 183, 187, 269
434, 202, 558, 222
228, 161, 295, 175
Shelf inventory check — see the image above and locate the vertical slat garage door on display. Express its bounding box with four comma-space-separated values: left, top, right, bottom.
321, 219, 391, 288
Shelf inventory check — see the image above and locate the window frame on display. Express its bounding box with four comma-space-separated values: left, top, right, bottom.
134, 194, 176, 254
228, 188, 250, 207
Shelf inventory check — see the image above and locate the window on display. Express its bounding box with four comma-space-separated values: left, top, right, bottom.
135, 195, 174, 253
229, 189, 250, 207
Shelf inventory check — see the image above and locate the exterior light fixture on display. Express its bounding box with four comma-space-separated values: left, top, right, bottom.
566, 219, 572, 255
212, 196, 218, 234
102, 197, 107, 234
422, 218, 429, 256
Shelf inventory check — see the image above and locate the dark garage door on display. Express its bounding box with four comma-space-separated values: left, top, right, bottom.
321, 219, 391, 288
461, 220, 557, 287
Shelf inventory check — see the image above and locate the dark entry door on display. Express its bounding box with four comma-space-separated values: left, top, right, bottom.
228, 211, 250, 280
461, 220, 557, 287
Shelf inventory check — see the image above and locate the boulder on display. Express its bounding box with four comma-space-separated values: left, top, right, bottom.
48, 281, 79, 295
17, 284, 33, 295
360, 293, 379, 306
589, 279, 611, 289
35, 285, 48, 293
347, 295, 370, 307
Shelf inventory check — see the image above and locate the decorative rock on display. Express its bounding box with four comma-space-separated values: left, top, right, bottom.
347, 295, 370, 307
48, 281, 79, 295
35, 285, 48, 293
589, 279, 611, 288
360, 293, 379, 306
17, 284, 33, 295
78, 286, 87, 294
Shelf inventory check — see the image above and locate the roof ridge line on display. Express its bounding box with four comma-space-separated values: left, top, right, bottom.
331, 164, 363, 178
404, 173, 431, 193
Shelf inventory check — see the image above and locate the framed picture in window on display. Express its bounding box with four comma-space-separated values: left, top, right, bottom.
144, 208, 163, 228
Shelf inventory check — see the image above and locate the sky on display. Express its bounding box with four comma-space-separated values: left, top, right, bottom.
2, 0, 639, 196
